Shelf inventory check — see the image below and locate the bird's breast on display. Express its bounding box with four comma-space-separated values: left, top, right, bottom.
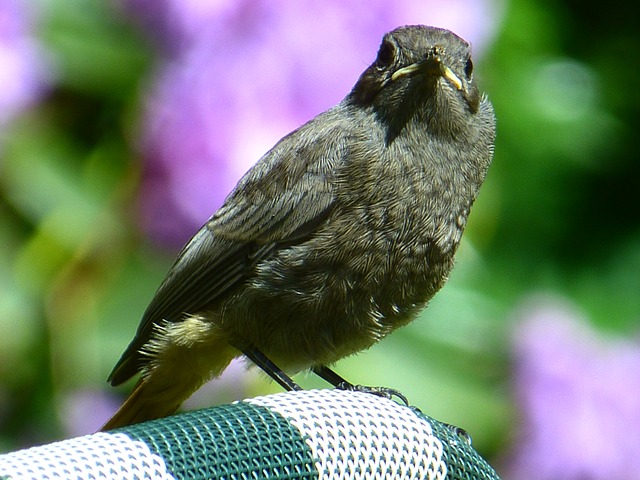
223, 194, 455, 369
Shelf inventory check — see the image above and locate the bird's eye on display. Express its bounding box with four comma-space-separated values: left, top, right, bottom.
376, 41, 395, 71
464, 58, 474, 78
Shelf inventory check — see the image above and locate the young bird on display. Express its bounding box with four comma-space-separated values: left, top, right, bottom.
102, 25, 495, 430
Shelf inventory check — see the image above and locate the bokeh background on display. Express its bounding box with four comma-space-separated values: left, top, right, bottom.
1, 0, 639, 477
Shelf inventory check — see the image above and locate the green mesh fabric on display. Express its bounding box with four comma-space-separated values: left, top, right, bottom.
421, 409, 500, 480
120, 402, 317, 480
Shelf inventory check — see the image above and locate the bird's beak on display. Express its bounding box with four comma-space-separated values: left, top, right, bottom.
390, 63, 422, 81
391, 57, 463, 91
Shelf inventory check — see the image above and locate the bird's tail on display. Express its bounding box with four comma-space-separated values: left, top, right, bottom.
100, 377, 184, 431
100, 333, 237, 431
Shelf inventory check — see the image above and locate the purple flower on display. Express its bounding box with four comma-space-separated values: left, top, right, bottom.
125, 0, 500, 57
504, 297, 640, 479
58, 390, 123, 437
128, 0, 502, 248
0, 0, 50, 128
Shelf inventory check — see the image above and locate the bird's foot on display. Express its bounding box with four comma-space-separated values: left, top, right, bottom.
335, 382, 410, 406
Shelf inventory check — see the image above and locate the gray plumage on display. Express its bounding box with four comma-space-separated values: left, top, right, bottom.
102, 25, 495, 429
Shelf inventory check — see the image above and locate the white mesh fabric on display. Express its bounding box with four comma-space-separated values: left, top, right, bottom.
0, 432, 174, 480
245, 389, 447, 480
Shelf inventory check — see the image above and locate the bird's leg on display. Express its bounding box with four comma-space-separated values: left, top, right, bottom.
312, 365, 410, 406
241, 347, 302, 392
312, 365, 350, 388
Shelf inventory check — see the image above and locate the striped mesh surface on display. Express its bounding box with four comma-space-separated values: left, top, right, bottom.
247, 390, 447, 478
0, 389, 500, 479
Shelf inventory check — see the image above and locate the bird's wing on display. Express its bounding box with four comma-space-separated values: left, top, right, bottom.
108, 118, 348, 385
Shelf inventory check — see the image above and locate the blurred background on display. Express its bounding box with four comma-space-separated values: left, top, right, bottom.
0, 0, 639, 477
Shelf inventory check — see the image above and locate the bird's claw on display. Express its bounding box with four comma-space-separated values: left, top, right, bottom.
335, 382, 410, 406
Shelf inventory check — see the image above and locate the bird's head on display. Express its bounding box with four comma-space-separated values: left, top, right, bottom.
350, 26, 481, 118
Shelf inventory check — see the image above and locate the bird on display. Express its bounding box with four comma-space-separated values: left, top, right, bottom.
101, 24, 496, 430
